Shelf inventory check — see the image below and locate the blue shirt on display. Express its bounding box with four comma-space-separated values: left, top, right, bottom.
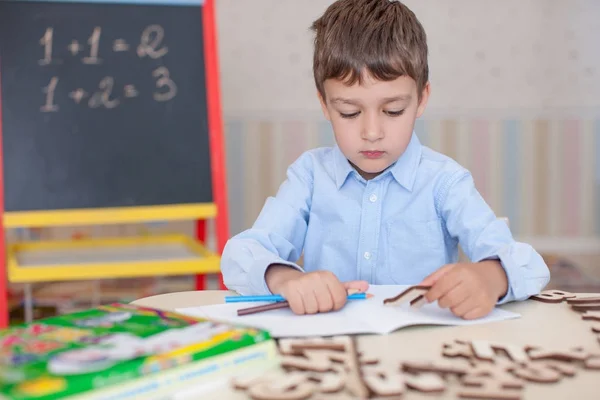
221, 133, 550, 304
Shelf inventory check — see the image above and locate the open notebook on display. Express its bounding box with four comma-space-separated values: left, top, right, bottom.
177, 285, 520, 338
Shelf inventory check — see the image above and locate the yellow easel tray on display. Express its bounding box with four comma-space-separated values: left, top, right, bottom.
7, 235, 220, 283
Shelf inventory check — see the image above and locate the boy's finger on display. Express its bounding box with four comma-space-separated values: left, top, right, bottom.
462, 307, 485, 320
452, 300, 478, 319
314, 285, 335, 312
437, 283, 468, 309
285, 288, 306, 315
424, 271, 462, 303
343, 280, 370, 293
327, 280, 348, 311
419, 264, 455, 287
302, 288, 319, 314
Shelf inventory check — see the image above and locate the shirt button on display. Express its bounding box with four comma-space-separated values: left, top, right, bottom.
369, 194, 377, 203
364, 252, 371, 260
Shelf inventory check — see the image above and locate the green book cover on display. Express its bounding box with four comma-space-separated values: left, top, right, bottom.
0, 303, 272, 400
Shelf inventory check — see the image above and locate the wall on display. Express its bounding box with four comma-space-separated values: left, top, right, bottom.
218, 0, 600, 253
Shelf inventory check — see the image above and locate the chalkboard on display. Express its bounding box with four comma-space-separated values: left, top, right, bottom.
0, 0, 214, 212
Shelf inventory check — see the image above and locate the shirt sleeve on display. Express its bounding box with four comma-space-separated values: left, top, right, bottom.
436, 169, 551, 304
220, 153, 314, 295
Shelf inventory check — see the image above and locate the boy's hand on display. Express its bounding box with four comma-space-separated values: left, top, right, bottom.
419, 261, 509, 320
265, 265, 369, 315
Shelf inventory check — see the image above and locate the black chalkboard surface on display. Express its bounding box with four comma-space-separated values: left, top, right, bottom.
0, 0, 213, 212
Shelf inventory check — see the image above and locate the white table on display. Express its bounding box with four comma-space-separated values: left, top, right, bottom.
132, 290, 600, 399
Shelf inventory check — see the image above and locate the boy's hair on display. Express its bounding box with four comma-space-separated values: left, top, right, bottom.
311, 0, 429, 100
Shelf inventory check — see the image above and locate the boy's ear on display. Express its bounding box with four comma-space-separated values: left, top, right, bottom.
318, 91, 331, 121
416, 82, 431, 118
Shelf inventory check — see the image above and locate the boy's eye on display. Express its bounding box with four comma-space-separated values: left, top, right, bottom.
385, 110, 405, 117
339, 111, 360, 119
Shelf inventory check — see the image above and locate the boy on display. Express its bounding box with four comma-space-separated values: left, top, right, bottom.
220, 0, 550, 320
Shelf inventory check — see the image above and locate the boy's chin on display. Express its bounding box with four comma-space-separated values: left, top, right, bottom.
354, 161, 393, 178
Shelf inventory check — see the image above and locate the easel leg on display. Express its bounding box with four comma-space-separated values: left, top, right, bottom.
195, 220, 206, 290
24, 283, 33, 324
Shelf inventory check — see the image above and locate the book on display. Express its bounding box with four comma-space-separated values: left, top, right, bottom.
178, 285, 521, 338
69, 340, 278, 400
0, 303, 277, 399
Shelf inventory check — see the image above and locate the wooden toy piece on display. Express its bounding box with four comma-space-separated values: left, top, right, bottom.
343, 337, 370, 399
443, 340, 474, 359
581, 311, 600, 321
305, 372, 346, 393
508, 362, 563, 384
566, 295, 600, 305
571, 303, 600, 312
247, 372, 315, 400
410, 294, 429, 308
457, 386, 522, 400
278, 336, 350, 355
529, 290, 576, 303
461, 362, 524, 389
542, 360, 577, 377
402, 359, 468, 378
358, 352, 380, 366
281, 349, 344, 372
404, 372, 446, 393
278, 336, 368, 398
383, 285, 430, 308
362, 364, 406, 397
526, 346, 589, 362
458, 360, 523, 400
584, 355, 600, 370
469, 340, 529, 364
234, 370, 346, 398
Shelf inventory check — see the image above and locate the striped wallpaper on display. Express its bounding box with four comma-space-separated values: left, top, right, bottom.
225, 117, 600, 239
6, 116, 599, 246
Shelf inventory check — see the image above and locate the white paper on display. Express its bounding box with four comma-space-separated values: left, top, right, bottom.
176, 285, 520, 338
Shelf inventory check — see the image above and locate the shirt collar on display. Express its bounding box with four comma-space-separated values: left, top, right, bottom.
389, 132, 422, 191
333, 145, 355, 189
333, 132, 422, 191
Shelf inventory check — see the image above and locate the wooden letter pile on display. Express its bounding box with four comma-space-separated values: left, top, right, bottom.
230, 289, 600, 400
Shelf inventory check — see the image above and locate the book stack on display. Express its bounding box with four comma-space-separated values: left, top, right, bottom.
0, 303, 278, 399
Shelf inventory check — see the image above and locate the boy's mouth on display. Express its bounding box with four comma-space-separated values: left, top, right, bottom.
360, 151, 385, 159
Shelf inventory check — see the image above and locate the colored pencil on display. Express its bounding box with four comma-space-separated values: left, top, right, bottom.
235, 293, 373, 316
225, 292, 369, 303
237, 301, 291, 316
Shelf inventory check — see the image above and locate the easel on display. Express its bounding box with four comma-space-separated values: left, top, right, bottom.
0, 0, 228, 328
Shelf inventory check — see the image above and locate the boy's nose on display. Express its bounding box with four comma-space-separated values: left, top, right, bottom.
362, 115, 384, 142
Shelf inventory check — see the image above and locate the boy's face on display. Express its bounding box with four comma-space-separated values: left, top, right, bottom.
319, 72, 430, 180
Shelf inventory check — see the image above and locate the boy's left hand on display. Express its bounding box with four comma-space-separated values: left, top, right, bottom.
419, 261, 509, 320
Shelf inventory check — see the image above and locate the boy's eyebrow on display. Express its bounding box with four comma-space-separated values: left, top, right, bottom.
330, 95, 412, 105
381, 95, 412, 103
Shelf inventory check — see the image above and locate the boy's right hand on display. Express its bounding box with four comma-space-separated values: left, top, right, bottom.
265, 265, 369, 315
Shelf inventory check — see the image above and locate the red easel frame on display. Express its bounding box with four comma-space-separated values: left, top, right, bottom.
196, 0, 229, 291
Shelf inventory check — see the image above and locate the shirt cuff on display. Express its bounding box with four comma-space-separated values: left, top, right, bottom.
250, 256, 304, 295
494, 243, 531, 304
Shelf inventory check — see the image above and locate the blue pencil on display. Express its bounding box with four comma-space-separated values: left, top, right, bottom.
225, 292, 371, 303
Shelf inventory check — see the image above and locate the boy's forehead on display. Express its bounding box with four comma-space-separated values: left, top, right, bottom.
323, 74, 417, 102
